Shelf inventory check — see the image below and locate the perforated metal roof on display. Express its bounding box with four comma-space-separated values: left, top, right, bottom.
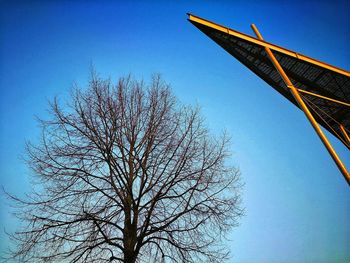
188, 14, 350, 149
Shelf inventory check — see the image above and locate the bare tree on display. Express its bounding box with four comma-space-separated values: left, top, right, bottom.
6, 74, 243, 263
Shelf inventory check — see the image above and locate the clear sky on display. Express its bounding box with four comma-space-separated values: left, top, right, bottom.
0, 0, 349, 262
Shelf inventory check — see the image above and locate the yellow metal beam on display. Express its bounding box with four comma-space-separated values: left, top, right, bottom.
187, 13, 350, 78
296, 89, 350, 107
250, 24, 350, 186
340, 125, 350, 145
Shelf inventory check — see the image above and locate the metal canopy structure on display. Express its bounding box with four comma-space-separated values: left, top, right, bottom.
188, 13, 350, 185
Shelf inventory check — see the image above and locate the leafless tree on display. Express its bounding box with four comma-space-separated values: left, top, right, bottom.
6, 74, 243, 263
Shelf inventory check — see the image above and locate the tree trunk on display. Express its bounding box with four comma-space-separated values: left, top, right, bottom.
123, 184, 138, 263
123, 219, 137, 263
123, 249, 137, 263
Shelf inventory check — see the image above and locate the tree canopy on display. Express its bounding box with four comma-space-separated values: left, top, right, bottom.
7, 74, 243, 263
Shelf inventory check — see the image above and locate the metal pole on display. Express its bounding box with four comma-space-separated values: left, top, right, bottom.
251, 24, 350, 185
340, 125, 350, 146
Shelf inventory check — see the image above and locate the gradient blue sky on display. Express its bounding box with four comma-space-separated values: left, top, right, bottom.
1, 1, 349, 262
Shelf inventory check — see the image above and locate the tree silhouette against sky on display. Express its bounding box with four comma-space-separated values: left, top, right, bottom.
7, 74, 243, 263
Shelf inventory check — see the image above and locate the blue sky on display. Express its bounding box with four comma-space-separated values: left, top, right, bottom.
0, 0, 349, 262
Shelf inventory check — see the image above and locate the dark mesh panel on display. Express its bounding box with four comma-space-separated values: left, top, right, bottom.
190, 20, 350, 148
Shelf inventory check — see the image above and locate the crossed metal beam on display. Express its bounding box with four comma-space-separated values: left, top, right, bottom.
188, 14, 350, 185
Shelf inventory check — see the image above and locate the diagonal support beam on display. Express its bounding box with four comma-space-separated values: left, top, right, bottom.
296, 88, 350, 107
250, 24, 350, 185
340, 125, 350, 145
